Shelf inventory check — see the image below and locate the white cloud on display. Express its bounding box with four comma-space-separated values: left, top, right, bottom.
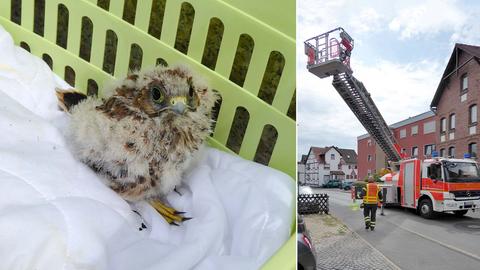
349, 8, 384, 33
388, 0, 466, 40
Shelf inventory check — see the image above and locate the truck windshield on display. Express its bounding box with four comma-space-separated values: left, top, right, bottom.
443, 161, 480, 182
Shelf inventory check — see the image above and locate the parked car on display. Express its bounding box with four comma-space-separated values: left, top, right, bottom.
298, 215, 316, 270
322, 179, 341, 188
341, 181, 354, 190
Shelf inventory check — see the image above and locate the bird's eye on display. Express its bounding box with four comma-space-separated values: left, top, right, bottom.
151, 86, 164, 103
188, 85, 194, 97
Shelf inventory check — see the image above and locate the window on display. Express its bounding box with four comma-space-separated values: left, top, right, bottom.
427, 163, 442, 180
367, 155, 372, 162
469, 104, 477, 125
331, 154, 335, 160
449, 114, 455, 130
448, 146, 455, 158
440, 148, 445, 157
424, 144, 434, 156
461, 73, 468, 92
367, 139, 372, 147
354, 165, 357, 169
411, 125, 418, 135
400, 129, 406, 138
412, 146, 418, 157
468, 142, 477, 158
367, 169, 371, 176
424, 121, 435, 134
440, 117, 446, 133
348, 165, 351, 169
401, 148, 406, 154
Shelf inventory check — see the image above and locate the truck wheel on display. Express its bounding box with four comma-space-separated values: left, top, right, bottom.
419, 199, 435, 219
454, 210, 468, 217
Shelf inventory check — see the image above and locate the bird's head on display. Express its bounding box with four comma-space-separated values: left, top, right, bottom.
109, 65, 217, 119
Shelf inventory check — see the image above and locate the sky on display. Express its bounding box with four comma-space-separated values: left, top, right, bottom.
297, 0, 480, 159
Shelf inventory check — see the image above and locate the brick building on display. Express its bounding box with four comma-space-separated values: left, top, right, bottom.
431, 44, 480, 159
357, 43, 480, 180
357, 111, 436, 180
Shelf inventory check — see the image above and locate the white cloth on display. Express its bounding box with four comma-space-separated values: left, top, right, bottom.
0, 25, 294, 270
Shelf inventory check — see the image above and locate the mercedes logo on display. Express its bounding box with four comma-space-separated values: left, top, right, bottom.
466, 191, 471, 197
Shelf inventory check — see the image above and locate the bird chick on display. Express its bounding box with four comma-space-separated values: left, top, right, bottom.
57, 65, 218, 224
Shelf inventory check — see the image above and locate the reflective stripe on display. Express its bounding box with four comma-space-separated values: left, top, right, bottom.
364, 183, 379, 203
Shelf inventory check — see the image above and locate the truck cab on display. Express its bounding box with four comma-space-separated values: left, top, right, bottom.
418, 158, 480, 217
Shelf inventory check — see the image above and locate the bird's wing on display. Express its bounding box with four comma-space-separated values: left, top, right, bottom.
55, 88, 88, 112
95, 96, 145, 121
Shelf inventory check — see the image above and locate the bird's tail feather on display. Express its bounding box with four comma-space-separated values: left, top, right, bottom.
55, 88, 88, 112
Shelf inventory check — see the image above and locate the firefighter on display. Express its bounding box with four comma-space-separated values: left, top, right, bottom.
361, 176, 383, 231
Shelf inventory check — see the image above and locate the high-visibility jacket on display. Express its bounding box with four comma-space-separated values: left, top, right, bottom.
362, 183, 383, 204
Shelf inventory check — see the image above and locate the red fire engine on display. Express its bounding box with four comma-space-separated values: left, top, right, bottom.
305, 28, 480, 218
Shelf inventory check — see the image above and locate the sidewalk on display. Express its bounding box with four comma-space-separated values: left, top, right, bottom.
304, 214, 400, 270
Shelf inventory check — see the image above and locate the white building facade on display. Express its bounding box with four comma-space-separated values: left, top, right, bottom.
302, 146, 358, 187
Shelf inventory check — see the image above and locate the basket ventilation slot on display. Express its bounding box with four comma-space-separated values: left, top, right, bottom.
210, 90, 223, 134
102, 30, 118, 75
226, 106, 249, 154
11, 0, 21, 25
258, 51, 285, 105
129, 43, 143, 71
65, 66, 75, 87
156, 58, 168, 67
97, 0, 110, 11
254, 124, 278, 165
79, 16, 93, 62
19, 41, 30, 52
122, 0, 137, 25
42, 53, 53, 70
148, 0, 167, 39
229, 34, 254, 87
56, 4, 69, 49
33, 0, 45, 36
87, 79, 98, 96
201, 17, 224, 70
174, 2, 194, 54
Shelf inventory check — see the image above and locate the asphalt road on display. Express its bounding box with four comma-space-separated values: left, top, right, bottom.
300, 186, 480, 270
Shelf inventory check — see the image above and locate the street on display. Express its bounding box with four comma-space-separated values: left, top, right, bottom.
300, 186, 480, 270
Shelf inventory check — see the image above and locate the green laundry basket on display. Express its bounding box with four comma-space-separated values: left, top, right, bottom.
0, 0, 296, 268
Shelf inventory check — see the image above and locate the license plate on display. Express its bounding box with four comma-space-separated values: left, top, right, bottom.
464, 201, 474, 206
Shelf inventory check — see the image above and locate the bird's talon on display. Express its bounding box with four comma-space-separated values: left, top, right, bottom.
149, 200, 190, 225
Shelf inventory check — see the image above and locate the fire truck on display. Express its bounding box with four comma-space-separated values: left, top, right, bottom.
305, 28, 480, 218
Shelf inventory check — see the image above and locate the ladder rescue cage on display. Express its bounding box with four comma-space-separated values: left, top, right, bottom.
304, 27, 354, 78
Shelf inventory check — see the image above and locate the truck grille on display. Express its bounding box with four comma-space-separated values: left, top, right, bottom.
452, 190, 480, 197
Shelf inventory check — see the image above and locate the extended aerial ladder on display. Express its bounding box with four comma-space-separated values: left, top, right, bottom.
304, 28, 402, 162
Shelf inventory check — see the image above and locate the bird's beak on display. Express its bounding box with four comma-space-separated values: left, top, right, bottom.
170, 96, 187, 114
